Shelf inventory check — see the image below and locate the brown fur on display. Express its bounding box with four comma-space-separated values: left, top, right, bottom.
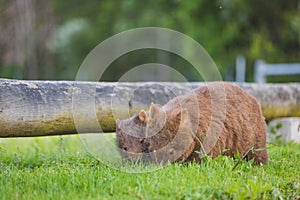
116, 114, 149, 161
116, 82, 268, 164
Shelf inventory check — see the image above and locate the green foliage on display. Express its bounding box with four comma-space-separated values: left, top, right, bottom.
269, 122, 287, 145
3, 0, 299, 81
0, 135, 300, 199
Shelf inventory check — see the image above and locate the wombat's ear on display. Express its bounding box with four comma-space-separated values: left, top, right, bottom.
149, 102, 160, 119
138, 110, 147, 122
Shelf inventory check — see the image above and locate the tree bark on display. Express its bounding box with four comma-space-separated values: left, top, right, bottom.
0, 78, 299, 137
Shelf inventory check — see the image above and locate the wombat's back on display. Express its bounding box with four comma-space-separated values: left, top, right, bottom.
187, 82, 268, 164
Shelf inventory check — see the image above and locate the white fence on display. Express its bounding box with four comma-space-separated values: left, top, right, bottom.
254, 60, 300, 83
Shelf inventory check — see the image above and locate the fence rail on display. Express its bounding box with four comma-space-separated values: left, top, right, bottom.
255, 60, 300, 83
0, 79, 299, 137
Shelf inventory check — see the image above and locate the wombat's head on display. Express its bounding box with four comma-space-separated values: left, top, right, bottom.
116, 102, 195, 164
116, 109, 150, 162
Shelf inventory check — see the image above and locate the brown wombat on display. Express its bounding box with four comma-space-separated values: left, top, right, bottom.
116, 82, 268, 164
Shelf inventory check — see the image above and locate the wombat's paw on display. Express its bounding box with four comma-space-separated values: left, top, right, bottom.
253, 150, 269, 164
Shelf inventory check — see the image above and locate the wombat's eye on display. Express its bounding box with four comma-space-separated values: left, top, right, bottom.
123, 147, 127, 151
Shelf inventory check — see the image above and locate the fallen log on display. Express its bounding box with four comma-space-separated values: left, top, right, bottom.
0, 78, 299, 137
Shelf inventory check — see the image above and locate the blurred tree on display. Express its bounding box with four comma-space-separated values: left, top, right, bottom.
0, 0, 56, 79
0, 0, 299, 81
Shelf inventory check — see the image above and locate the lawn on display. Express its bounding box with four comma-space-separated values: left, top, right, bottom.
0, 134, 299, 200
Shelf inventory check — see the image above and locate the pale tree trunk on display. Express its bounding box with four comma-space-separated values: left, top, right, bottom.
16, 0, 38, 79
0, 1, 56, 79
0, 79, 299, 137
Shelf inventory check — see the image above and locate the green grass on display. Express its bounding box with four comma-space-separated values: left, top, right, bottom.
0, 134, 300, 200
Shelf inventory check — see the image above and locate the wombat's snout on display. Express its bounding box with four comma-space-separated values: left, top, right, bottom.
121, 151, 152, 164
141, 153, 152, 163
123, 153, 142, 162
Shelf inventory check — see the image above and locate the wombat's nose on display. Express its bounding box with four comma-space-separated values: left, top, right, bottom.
142, 153, 152, 163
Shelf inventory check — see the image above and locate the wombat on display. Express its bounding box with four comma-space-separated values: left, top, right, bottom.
116, 82, 268, 164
